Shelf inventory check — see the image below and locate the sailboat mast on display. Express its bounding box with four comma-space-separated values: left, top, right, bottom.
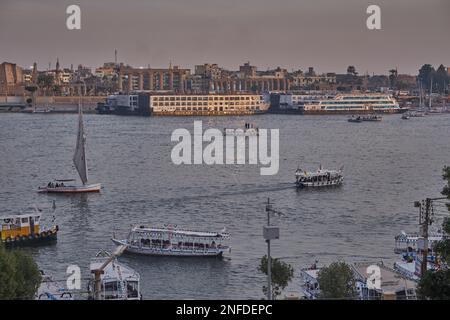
73, 89, 89, 185
429, 76, 433, 109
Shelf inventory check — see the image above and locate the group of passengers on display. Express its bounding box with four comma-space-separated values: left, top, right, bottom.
137, 238, 219, 249
47, 182, 65, 188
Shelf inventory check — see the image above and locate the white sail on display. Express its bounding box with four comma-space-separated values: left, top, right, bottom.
73, 101, 88, 185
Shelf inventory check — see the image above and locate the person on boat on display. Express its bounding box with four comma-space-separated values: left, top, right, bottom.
47, 182, 52, 188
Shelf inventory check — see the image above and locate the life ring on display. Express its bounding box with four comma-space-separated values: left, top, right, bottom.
38, 293, 49, 300
61, 292, 72, 299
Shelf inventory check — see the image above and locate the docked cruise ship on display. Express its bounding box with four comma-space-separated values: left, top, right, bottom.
97, 93, 270, 116
150, 93, 270, 116
302, 94, 404, 114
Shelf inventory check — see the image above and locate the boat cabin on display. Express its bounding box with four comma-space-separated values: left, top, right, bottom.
89, 251, 141, 300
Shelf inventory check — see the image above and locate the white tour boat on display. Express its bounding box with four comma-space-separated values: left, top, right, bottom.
88, 250, 141, 300
38, 99, 101, 193
112, 224, 231, 257
295, 165, 344, 188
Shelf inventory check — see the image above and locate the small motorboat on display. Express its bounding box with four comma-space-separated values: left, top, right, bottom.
361, 115, 382, 121
223, 122, 259, 136
402, 113, 410, 120
347, 116, 362, 123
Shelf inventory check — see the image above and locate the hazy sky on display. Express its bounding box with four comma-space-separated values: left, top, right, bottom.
1, 0, 449, 74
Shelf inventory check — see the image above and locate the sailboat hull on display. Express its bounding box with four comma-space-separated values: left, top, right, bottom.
38, 183, 101, 193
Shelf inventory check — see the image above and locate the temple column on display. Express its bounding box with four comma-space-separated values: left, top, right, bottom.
128, 74, 133, 92
118, 71, 123, 91
169, 71, 174, 90
139, 72, 144, 91
149, 71, 154, 90
159, 72, 164, 90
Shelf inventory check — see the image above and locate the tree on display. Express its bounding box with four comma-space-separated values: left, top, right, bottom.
347, 66, 357, 76
418, 64, 435, 92
389, 69, 398, 89
0, 245, 41, 300
417, 166, 450, 299
434, 65, 450, 94
258, 255, 294, 299
37, 74, 55, 96
317, 261, 357, 299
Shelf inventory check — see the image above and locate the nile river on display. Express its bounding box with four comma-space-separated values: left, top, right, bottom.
0, 112, 449, 299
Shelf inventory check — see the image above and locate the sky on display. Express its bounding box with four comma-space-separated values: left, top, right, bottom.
0, 0, 449, 74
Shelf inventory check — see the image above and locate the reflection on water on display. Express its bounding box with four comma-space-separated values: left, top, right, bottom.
0, 113, 449, 299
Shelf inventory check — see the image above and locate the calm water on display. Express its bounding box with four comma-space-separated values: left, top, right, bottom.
1, 112, 449, 299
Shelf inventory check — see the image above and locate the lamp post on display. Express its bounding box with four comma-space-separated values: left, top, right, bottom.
263, 198, 282, 300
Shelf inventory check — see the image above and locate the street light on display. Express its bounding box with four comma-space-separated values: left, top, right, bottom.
263, 198, 282, 300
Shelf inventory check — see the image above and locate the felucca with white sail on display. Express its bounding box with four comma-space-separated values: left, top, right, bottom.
38, 99, 101, 193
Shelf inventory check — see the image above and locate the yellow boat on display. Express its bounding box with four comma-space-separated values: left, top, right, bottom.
0, 213, 58, 246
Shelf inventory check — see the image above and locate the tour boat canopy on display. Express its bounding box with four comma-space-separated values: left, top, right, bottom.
131, 225, 230, 239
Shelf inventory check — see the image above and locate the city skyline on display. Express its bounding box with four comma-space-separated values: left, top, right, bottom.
1, 0, 450, 75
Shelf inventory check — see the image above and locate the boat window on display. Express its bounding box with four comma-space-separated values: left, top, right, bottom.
21, 217, 29, 224
127, 281, 139, 298
103, 281, 119, 299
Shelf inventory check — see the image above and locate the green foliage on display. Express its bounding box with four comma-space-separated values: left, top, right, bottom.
317, 261, 357, 299
0, 245, 41, 300
418, 64, 435, 91
417, 269, 450, 300
37, 74, 54, 89
258, 255, 294, 299
417, 166, 450, 299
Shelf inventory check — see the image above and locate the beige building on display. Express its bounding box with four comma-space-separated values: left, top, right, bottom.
118, 65, 191, 93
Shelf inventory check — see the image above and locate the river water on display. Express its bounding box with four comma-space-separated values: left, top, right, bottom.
0, 112, 449, 299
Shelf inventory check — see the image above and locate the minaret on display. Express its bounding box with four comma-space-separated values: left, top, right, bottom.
55, 58, 61, 85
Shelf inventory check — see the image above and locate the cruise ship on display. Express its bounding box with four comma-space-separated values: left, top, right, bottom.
97, 93, 270, 116
302, 94, 404, 114
150, 93, 270, 116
